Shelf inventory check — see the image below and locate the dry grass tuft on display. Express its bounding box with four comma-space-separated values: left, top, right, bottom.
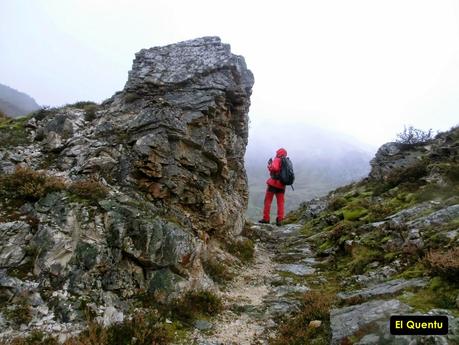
68, 179, 108, 202
0, 166, 66, 202
270, 290, 334, 345
425, 247, 459, 282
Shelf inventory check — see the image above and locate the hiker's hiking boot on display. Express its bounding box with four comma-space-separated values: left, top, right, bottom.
258, 219, 270, 224
276, 218, 282, 226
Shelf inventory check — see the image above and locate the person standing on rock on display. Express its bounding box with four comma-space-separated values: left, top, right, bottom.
259, 148, 288, 226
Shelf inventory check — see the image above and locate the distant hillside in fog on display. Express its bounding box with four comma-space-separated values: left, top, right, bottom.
0, 83, 40, 117
245, 122, 375, 220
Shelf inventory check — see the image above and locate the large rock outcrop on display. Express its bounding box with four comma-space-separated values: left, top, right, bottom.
0, 37, 253, 338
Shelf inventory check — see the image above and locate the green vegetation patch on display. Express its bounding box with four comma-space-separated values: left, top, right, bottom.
425, 247, 459, 282
347, 245, 384, 275
269, 290, 334, 345
136, 289, 223, 326
68, 101, 100, 121
2, 330, 59, 345
400, 276, 459, 315
3, 296, 33, 328
68, 179, 108, 204
0, 166, 66, 202
202, 257, 234, 284
342, 208, 368, 221
226, 238, 255, 262
0, 115, 30, 148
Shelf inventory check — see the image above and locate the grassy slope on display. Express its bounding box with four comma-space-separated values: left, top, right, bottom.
272, 127, 459, 344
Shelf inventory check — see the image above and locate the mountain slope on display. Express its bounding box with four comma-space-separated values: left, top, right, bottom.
274, 125, 459, 344
0, 83, 40, 117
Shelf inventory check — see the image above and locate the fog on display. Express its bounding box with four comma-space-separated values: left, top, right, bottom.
2, 0, 459, 147
245, 121, 374, 219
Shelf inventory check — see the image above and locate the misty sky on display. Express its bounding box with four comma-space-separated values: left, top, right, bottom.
1, 0, 459, 147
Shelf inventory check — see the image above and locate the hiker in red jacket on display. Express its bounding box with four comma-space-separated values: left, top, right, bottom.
259, 148, 287, 226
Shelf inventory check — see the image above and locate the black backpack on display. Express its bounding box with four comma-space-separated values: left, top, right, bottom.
279, 156, 295, 189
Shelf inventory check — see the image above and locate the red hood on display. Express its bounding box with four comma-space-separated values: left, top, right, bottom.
276, 148, 287, 157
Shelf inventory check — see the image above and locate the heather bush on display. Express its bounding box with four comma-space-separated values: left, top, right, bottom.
270, 290, 334, 345
68, 179, 108, 202
0, 166, 66, 202
425, 247, 459, 282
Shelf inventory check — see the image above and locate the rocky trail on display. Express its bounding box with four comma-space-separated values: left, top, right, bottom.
190, 223, 317, 345
188, 219, 459, 345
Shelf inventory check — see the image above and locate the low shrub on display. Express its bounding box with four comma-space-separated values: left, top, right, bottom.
84, 105, 98, 121
202, 257, 234, 284
226, 238, 255, 262
270, 290, 334, 345
328, 222, 352, 241
0, 166, 66, 202
425, 247, 459, 282
327, 196, 347, 211
367, 202, 395, 221
349, 246, 383, 274
396, 126, 433, 145
31, 106, 58, 121
70, 101, 98, 109
169, 290, 223, 323
342, 208, 367, 221
0, 116, 30, 147
3, 296, 33, 327
68, 179, 108, 203
65, 311, 172, 345
3, 311, 174, 345
4, 330, 58, 345
439, 163, 459, 184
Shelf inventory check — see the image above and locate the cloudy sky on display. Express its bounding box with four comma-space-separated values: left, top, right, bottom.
1, 0, 459, 146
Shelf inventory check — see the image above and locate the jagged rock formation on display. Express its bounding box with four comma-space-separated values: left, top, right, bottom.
0, 83, 40, 117
0, 37, 254, 340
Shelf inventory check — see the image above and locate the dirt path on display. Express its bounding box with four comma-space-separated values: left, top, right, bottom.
189, 223, 313, 345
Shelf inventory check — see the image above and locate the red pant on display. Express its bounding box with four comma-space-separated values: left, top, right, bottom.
263, 186, 285, 221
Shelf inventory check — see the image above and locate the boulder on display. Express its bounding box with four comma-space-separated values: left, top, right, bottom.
0, 222, 32, 267
330, 299, 411, 344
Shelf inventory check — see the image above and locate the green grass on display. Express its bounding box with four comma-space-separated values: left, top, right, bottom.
0, 115, 30, 147
400, 277, 459, 316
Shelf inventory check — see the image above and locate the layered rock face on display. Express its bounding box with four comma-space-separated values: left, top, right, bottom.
107, 36, 254, 237
0, 37, 253, 337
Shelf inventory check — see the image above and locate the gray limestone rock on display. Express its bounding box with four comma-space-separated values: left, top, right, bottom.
330, 299, 411, 344
276, 263, 315, 276
194, 319, 213, 331
369, 142, 424, 180
337, 278, 427, 301
0, 221, 32, 268
408, 204, 459, 228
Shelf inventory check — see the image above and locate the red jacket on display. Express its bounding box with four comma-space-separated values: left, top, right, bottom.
266, 148, 287, 190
